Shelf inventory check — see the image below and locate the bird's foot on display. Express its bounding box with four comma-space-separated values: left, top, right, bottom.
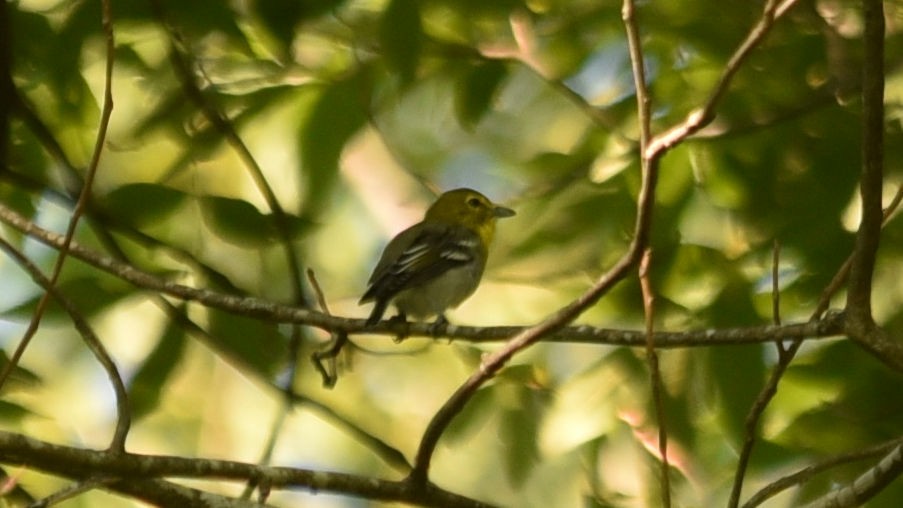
389, 313, 410, 343
428, 314, 449, 338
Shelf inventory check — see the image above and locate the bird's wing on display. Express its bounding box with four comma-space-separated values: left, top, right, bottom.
360, 225, 478, 303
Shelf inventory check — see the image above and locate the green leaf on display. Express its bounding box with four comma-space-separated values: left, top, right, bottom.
207, 310, 288, 378
2, 275, 134, 322
709, 344, 766, 442
380, 0, 423, 84
444, 384, 496, 444
299, 75, 369, 219
253, 0, 304, 50
99, 183, 187, 226
0, 350, 42, 393
500, 389, 543, 486
198, 195, 313, 246
455, 60, 508, 129
128, 318, 188, 420
0, 400, 34, 423
199, 195, 278, 246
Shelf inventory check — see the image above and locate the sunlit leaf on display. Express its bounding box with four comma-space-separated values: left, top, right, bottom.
199, 195, 312, 246
99, 183, 187, 227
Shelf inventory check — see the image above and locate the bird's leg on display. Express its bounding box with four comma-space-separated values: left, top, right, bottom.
428, 314, 449, 338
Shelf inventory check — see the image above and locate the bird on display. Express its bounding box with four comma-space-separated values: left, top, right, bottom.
360, 188, 515, 327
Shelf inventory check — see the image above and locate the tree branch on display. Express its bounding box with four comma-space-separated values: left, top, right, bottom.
404, 0, 800, 484
845, 0, 885, 321
0, 200, 845, 347
841, 0, 903, 372
0, 431, 491, 508
802, 443, 903, 508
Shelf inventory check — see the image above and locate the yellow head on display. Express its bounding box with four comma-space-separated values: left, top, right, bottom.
424, 188, 515, 245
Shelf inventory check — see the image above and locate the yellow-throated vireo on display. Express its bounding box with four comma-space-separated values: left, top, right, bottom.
360, 188, 515, 326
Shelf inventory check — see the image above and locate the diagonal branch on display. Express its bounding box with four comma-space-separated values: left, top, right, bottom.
644, 0, 801, 160
405, 0, 808, 488
0, 0, 116, 393
0, 431, 491, 508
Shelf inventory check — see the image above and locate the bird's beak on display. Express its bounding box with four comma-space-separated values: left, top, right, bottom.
494, 205, 516, 218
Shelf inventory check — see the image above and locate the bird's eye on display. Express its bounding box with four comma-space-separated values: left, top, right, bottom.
467, 197, 482, 208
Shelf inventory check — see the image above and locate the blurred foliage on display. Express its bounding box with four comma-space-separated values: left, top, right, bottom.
2, 0, 903, 506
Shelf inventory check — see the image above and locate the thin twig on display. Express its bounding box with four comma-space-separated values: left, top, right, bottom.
742, 436, 903, 508
639, 249, 670, 508
622, 0, 650, 149
644, 0, 801, 160
148, 0, 309, 310
772, 240, 782, 327
0, 0, 116, 393
623, 5, 669, 503
308, 269, 348, 387
729, 239, 787, 507
27, 477, 116, 508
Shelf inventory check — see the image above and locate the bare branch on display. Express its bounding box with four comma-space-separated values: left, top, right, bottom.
0, 199, 845, 347
29, 478, 117, 508
0, 431, 491, 508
